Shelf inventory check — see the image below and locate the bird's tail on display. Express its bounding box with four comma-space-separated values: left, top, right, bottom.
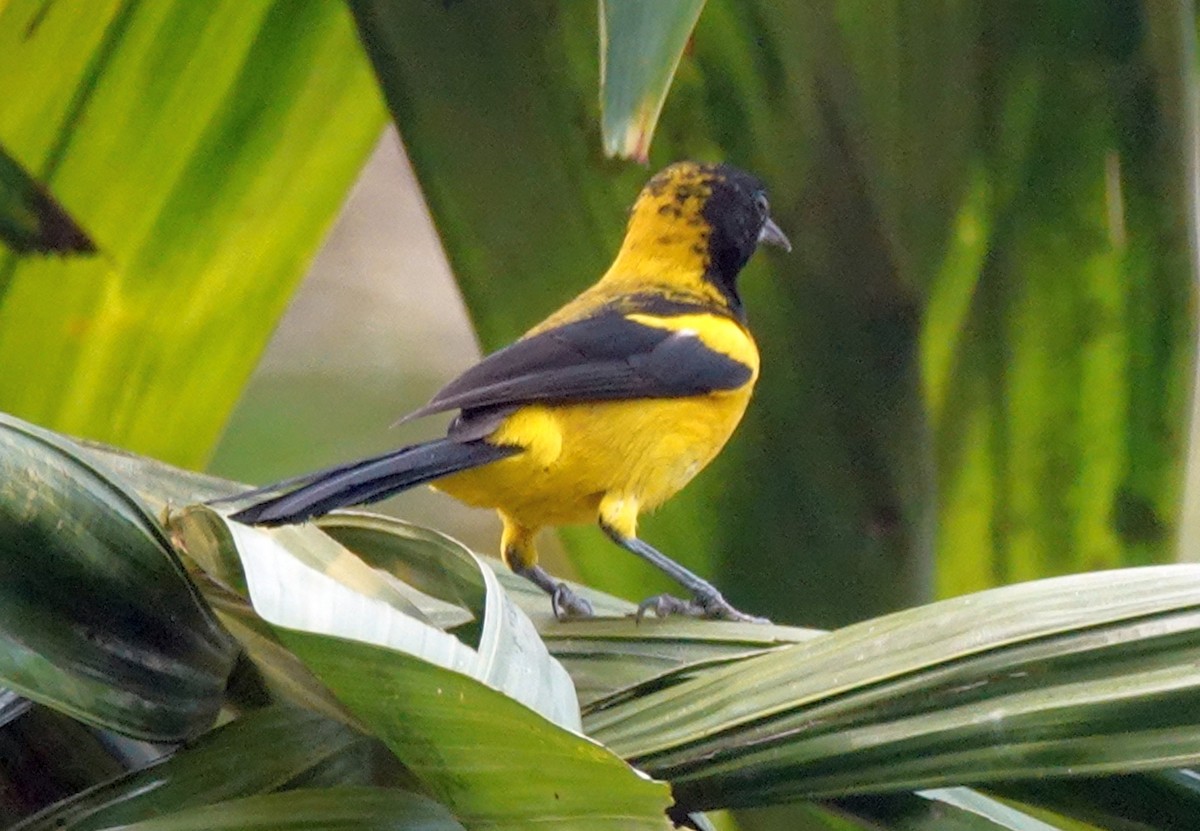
226, 438, 519, 526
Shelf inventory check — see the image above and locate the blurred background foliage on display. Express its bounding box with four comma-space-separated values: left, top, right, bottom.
4, 1, 1200, 829
2, 0, 1198, 625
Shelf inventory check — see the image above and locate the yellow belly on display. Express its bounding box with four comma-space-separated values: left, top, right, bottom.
433, 390, 752, 530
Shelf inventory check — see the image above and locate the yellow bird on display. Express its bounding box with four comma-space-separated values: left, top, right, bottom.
231, 161, 790, 623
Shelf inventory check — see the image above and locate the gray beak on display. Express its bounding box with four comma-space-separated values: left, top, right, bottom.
758, 217, 792, 252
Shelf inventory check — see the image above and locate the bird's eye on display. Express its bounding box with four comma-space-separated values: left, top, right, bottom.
755, 192, 770, 216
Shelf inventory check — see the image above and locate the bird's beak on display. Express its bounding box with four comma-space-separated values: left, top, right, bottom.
758, 217, 792, 252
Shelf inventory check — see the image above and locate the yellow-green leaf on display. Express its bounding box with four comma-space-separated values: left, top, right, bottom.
0, 0, 386, 467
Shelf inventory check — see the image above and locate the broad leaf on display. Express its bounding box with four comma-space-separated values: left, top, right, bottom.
0, 414, 235, 740
179, 507, 581, 729
274, 632, 672, 830
13, 707, 411, 831
587, 567, 1200, 811
170, 507, 673, 829
0, 0, 385, 467
89, 787, 465, 831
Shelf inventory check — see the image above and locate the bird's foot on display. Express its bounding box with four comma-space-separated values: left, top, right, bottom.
551, 583, 595, 621
636, 589, 769, 624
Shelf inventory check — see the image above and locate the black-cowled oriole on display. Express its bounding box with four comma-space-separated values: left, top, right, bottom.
230, 161, 789, 623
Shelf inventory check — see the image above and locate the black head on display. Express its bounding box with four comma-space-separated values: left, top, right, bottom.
634, 161, 790, 313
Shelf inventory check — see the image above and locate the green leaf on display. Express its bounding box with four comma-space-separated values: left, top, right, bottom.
180, 507, 582, 729
820, 790, 1074, 831
199, 590, 354, 725
539, 616, 820, 709
0, 706, 137, 826
76, 439, 242, 509
0, 142, 94, 254
599, 0, 706, 161
274, 631, 672, 830
0, 0, 385, 467
926, 1, 1198, 592
14, 707, 411, 831
994, 768, 1200, 831
318, 513, 826, 708
585, 566, 1200, 811
0, 413, 236, 741
917, 790, 1066, 831
88, 787, 465, 831
168, 506, 673, 828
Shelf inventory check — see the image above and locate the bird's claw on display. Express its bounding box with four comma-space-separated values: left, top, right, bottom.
635, 591, 769, 624
551, 583, 594, 620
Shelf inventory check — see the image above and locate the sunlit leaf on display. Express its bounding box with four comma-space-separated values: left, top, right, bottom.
0, 0, 385, 467
275, 631, 673, 830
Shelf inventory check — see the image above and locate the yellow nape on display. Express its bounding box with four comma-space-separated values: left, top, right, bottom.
605, 162, 721, 292
534, 163, 738, 333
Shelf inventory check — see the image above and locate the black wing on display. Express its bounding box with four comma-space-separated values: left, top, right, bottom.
404, 311, 753, 422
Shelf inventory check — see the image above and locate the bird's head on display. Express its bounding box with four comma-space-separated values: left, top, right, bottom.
614, 161, 790, 316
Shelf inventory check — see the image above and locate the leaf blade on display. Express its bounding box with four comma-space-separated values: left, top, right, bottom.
599, 0, 706, 161
0, 413, 236, 741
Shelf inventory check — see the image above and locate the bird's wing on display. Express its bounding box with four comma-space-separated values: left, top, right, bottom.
404, 311, 753, 422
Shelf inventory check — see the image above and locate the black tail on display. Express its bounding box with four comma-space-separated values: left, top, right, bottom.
227, 438, 519, 526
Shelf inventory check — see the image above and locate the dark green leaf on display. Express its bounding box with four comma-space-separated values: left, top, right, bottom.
994, 768, 1200, 831
89, 787, 465, 831
0, 706, 141, 827
14, 707, 411, 831
0, 413, 236, 741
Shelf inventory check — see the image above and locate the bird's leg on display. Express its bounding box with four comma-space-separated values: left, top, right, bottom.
597, 502, 769, 624
501, 516, 593, 620
515, 563, 594, 621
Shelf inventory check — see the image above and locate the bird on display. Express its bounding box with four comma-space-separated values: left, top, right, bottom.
228, 160, 790, 623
